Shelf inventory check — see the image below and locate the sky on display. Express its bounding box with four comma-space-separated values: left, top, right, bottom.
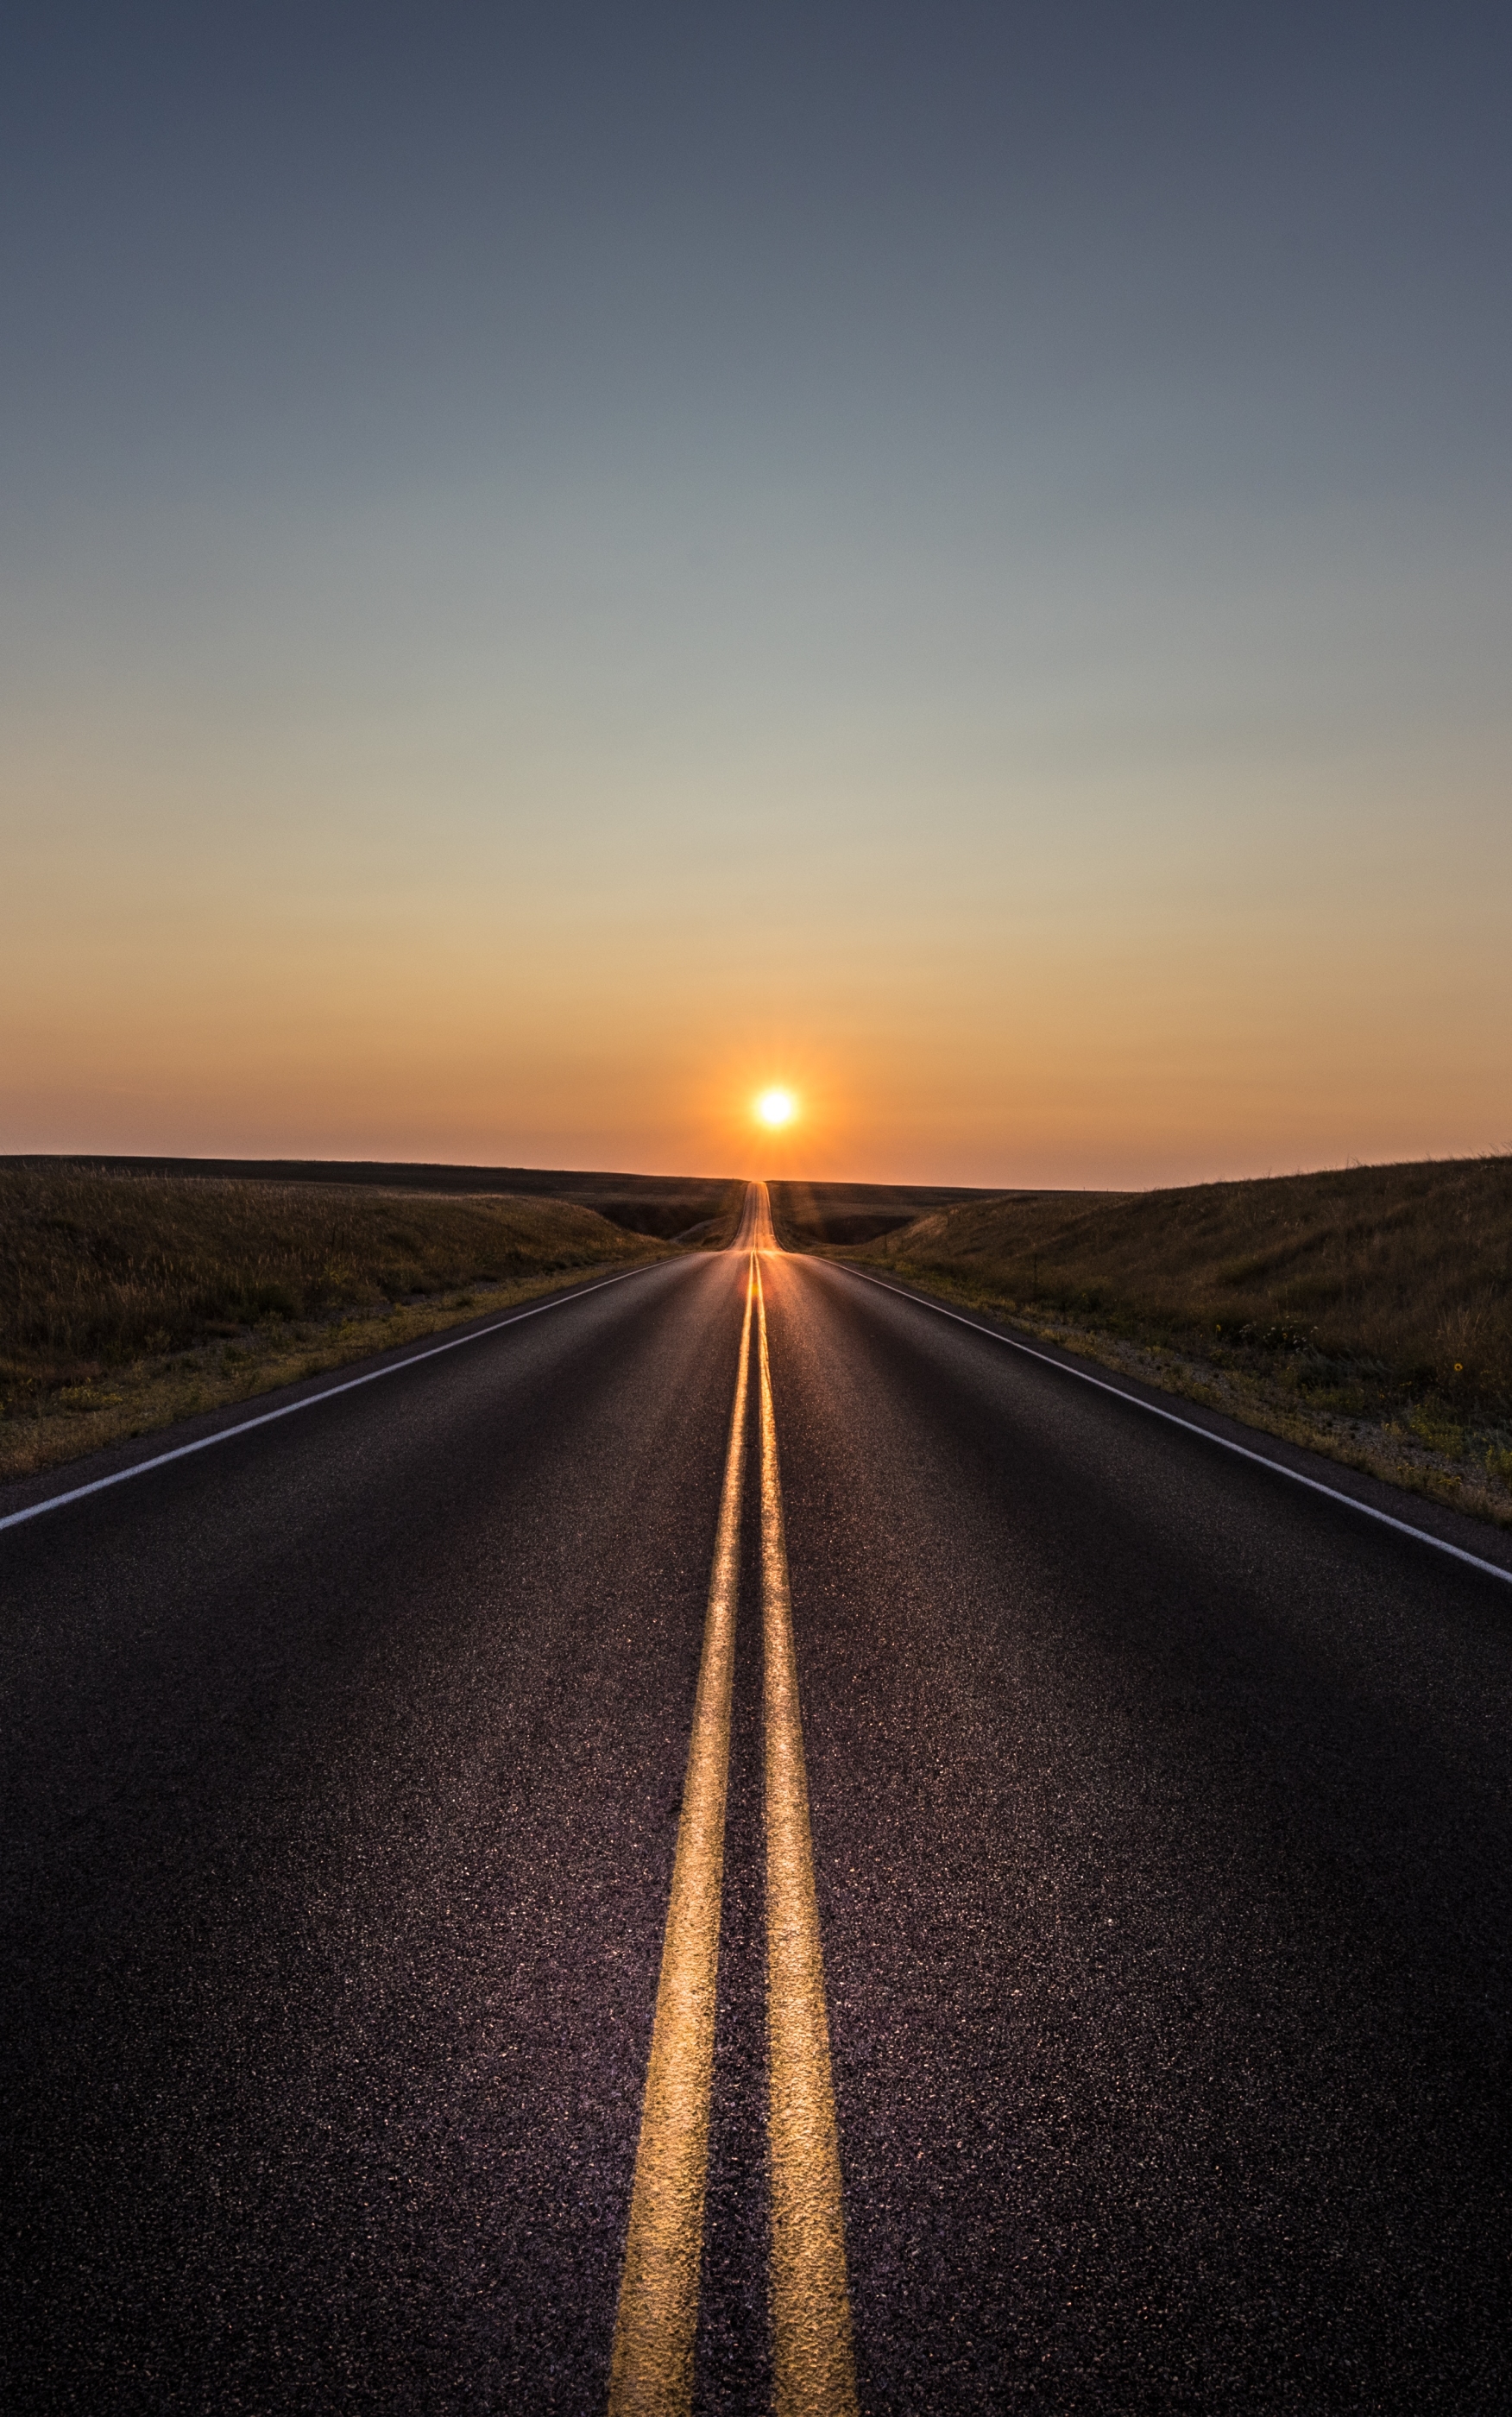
3, 1, 1509, 1187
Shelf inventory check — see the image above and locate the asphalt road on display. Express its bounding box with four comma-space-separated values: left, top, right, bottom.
4, 1185, 1512, 2411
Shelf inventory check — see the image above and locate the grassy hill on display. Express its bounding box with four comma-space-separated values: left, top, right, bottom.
6, 1154, 743, 1242
769, 1177, 996, 1248
835, 1155, 1512, 1528
0, 1164, 684, 1486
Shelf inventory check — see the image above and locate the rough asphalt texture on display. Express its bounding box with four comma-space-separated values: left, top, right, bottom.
3, 1235, 1511, 2410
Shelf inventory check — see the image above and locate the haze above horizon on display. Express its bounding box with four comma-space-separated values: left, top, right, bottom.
3, 3, 1508, 1189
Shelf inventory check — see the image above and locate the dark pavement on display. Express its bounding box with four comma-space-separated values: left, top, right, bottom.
4, 1211, 1512, 2410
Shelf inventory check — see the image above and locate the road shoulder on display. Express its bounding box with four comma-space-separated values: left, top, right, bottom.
816, 1256, 1512, 1582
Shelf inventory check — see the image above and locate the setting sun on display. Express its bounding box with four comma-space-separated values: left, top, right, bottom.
756, 1089, 797, 1128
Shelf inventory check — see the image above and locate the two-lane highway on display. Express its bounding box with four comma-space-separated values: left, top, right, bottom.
4, 1183, 1512, 2410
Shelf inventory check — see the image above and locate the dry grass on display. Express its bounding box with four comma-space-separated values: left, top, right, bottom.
0, 1165, 671, 1486
9, 1154, 743, 1242
838, 1155, 1512, 1530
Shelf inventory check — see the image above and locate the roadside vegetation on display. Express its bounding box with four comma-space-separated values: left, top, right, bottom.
832, 1154, 1512, 1530
0, 1165, 676, 1486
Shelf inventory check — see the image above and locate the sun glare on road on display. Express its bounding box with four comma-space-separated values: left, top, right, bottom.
756, 1089, 797, 1127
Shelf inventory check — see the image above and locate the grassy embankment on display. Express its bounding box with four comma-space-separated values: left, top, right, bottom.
826, 1156, 1512, 1530
0, 1166, 716, 1487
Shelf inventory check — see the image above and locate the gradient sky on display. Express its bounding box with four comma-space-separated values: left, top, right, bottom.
3, 2, 1509, 1184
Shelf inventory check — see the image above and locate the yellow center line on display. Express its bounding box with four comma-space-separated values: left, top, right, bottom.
608, 1256, 755, 2416
756, 1256, 860, 2417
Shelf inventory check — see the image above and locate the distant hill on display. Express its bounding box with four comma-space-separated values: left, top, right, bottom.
1, 1156, 741, 1242
769, 1177, 1017, 1248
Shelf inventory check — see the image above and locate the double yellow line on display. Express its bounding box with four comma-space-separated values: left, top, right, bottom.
608, 1253, 857, 2417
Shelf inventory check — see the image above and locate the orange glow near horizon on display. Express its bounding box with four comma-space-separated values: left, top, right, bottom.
4, 791, 1509, 1190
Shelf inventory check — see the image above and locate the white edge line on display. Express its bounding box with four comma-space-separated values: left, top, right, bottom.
835, 1262, 1512, 1591
0, 1260, 666, 1537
